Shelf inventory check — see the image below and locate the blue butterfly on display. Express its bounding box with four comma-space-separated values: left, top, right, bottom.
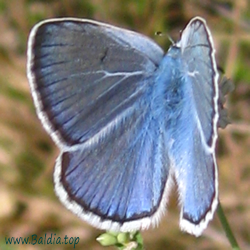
27, 16, 219, 236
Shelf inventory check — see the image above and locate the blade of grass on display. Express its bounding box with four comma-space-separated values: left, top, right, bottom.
217, 200, 240, 250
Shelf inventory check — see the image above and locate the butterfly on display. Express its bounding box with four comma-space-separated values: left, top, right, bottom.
27, 16, 220, 237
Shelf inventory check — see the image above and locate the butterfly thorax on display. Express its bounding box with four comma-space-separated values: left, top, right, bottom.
151, 46, 185, 121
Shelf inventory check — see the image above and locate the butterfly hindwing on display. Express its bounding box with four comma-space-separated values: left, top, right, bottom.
54, 109, 171, 231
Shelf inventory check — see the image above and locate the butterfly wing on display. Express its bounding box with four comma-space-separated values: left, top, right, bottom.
27, 18, 164, 147
169, 17, 219, 236
27, 18, 172, 231
54, 114, 171, 231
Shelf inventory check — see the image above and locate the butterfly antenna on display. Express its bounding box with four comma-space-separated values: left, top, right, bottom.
155, 31, 175, 45
167, 35, 174, 45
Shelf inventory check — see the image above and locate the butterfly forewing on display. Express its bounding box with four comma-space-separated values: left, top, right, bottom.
178, 18, 219, 147
27, 19, 164, 147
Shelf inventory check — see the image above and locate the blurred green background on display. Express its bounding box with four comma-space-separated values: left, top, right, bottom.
0, 0, 249, 249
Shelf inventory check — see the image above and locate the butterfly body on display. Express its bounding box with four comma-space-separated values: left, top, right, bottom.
27, 17, 219, 236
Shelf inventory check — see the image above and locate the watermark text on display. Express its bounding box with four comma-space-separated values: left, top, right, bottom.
5, 233, 79, 248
